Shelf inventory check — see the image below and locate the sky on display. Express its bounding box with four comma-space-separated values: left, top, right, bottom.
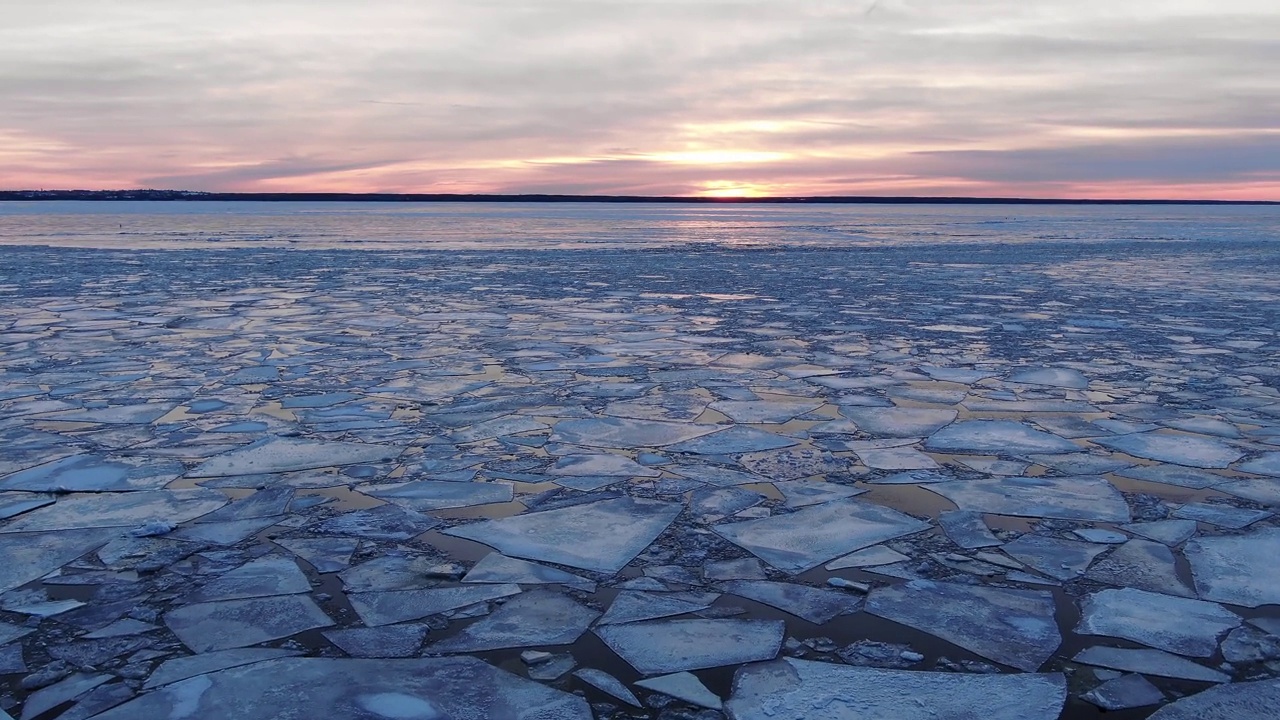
2, 0, 1278, 199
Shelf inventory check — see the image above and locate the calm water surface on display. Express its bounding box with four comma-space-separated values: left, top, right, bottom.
2, 201, 1278, 250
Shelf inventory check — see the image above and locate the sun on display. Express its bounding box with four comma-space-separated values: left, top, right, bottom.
698, 181, 773, 198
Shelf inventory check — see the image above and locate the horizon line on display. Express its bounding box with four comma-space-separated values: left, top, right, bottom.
1, 189, 1277, 206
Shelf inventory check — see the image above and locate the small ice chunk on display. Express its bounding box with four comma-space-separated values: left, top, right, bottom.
938, 511, 1002, 549
573, 668, 640, 707
1082, 674, 1165, 710
635, 672, 722, 709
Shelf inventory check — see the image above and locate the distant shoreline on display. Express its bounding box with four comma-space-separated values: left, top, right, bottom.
1, 190, 1276, 205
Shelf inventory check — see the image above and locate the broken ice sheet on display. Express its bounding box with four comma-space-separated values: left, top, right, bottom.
309, 504, 440, 541
595, 618, 784, 674
429, 589, 599, 653
938, 510, 1002, 549
1076, 587, 1240, 657
549, 417, 718, 448
1001, 533, 1107, 581
0, 454, 184, 492
722, 580, 860, 624
0, 528, 118, 594
185, 555, 311, 602
188, 437, 404, 477
1184, 527, 1280, 607
635, 672, 722, 710
444, 496, 681, 574
715, 498, 929, 574
0, 492, 55, 521
361, 480, 514, 511
825, 545, 910, 570
164, 595, 335, 652
275, 537, 357, 573
667, 426, 799, 454
1093, 431, 1244, 469
925, 475, 1130, 522
598, 591, 719, 625
1172, 502, 1271, 529
925, 420, 1079, 454
866, 580, 1061, 671
573, 668, 641, 706
1009, 367, 1090, 389
1083, 673, 1166, 710
773, 480, 863, 508
1146, 678, 1280, 720
94, 657, 592, 720
725, 658, 1067, 720
1122, 519, 1198, 546
348, 584, 521, 627
840, 407, 958, 437
0, 488, 226, 533
1073, 646, 1228, 683
144, 648, 305, 689
322, 624, 428, 658
550, 453, 660, 477
855, 446, 939, 470
707, 399, 823, 424
462, 552, 596, 592
1085, 538, 1194, 597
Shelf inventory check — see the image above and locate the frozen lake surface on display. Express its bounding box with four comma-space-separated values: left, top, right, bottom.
1, 203, 1279, 719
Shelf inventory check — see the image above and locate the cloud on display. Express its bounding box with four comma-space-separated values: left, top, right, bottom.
0, 0, 1277, 197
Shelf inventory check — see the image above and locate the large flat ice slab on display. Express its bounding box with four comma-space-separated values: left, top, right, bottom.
92, 657, 592, 720
189, 438, 404, 477
0, 489, 227, 533
866, 580, 1061, 671
1093, 432, 1244, 469
1076, 588, 1240, 657
0, 529, 118, 594
725, 658, 1067, 720
925, 420, 1079, 454
349, 584, 521, 627
429, 589, 599, 653
926, 475, 1130, 522
164, 596, 335, 652
0, 454, 183, 493
461, 552, 596, 592
1148, 678, 1280, 720
361, 480, 513, 511
840, 407, 957, 437
595, 618, 784, 674
1184, 527, 1280, 607
549, 417, 718, 448
444, 496, 681, 574
722, 580, 861, 624
1073, 646, 1229, 683
714, 499, 929, 574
